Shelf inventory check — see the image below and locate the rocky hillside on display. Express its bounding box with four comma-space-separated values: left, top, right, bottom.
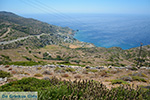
0, 11, 94, 49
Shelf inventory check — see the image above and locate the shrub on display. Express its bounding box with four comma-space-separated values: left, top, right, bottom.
29, 50, 32, 53
7, 77, 18, 83
0, 77, 51, 91
5, 65, 9, 68
8, 61, 41, 66
37, 67, 42, 70
65, 67, 76, 72
22, 56, 32, 61
26, 47, 29, 50
132, 76, 148, 82
0, 77, 149, 99
34, 73, 43, 77
24, 73, 30, 75
86, 69, 98, 73
8, 68, 12, 70
141, 73, 148, 78
1, 55, 11, 61
54, 67, 61, 71
111, 79, 129, 85
55, 55, 63, 60
43, 52, 49, 57
0, 70, 13, 78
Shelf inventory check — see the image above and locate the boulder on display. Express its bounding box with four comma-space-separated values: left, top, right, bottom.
126, 66, 138, 70
140, 67, 147, 69
43, 77, 50, 80
0, 78, 3, 81
48, 65, 56, 68
85, 66, 90, 69
98, 67, 104, 69
42, 70, 53, 75
60, 65, 65, 67
108, 65, 113, 69
132, 72, 148, 77
143, 86, 150, 89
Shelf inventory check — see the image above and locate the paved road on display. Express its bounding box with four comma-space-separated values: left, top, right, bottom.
0, 33, 47, 45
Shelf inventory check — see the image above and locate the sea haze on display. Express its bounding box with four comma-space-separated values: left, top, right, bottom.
22, 13, 150, 49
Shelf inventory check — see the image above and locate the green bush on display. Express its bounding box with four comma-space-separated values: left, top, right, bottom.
55, 55, 63, 60
0, 77, 149, 100
132, 76, 148, 82
8, 61, 45, 66
0, 77, 51, 91
22, 56, 32, 61
38, 85, 69, 100
86, 69, 98, 73
54, 67, 61, 71
111, 79, 129, 85
0, 70, 13, 78
1, 55, 11, 61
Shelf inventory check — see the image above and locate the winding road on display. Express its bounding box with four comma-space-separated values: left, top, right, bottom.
0, 32, 47, 45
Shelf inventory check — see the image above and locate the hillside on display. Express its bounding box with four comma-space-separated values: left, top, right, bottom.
0, 11, 150, 67
0, 11, 94, 49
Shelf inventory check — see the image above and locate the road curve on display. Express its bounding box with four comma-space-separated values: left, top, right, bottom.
0, 33, 47, 45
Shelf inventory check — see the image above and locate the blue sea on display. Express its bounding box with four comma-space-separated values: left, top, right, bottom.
22, 13, 150, 49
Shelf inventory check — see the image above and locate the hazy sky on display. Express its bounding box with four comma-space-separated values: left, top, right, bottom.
0, 0, 150, 15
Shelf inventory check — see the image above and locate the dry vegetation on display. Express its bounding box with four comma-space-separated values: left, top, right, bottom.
1, 44, 150, 67
0, 65, 150, 89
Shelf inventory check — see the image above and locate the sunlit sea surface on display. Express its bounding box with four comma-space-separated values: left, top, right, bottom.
22, 13, 150, 49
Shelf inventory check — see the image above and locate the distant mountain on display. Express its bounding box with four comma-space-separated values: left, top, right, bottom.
0, 11, 94, 49
0, 11, 74, 35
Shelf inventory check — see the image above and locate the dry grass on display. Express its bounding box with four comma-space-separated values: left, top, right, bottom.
74, 75, 81, 78
34, 73, 43, 77
82, 70, 88, 74
11, 70, 17, 74
61, 73, 69, 77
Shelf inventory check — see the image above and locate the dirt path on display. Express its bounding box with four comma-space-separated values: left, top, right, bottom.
0, 28, 10, 39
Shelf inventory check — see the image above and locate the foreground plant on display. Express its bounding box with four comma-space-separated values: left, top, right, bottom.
0, 77, 149, 100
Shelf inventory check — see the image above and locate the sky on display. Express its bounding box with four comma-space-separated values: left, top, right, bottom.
0, 0, 150, 15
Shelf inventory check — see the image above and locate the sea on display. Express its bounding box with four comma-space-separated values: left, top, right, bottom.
21, 13, 150, 50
